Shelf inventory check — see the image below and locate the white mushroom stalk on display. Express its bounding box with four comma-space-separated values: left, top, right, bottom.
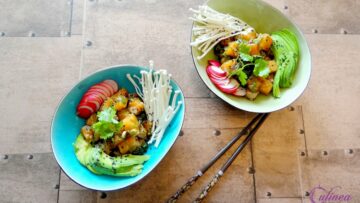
190, 5, 253, 59
127, 61, 183, 147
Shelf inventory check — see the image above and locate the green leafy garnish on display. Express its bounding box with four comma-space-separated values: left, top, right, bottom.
238, 43, 254, 62
92, 107, 122, 140
229, 63, 251, 86
97, 107, 118, 123
253, 58, 270, 78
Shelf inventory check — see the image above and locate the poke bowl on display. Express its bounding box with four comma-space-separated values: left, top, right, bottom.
51, 64, 185, 191
191, 0, 311, 113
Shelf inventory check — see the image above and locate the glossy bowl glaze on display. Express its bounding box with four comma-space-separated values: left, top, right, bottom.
51, 65, 185, 191
191, 0, 311, 113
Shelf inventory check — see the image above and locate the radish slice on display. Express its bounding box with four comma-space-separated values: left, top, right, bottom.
78, 101, 97, 112
77, 106, 94, 118
82, 94, 104, 105
207, 65, 227, 78
84, 90, 107, 101
216, 79, 239, 94
210, 77, 230, 86
103, 80, 118, 93
99, 82, 115, 95
90, 85, 111, 97
233, 87, 246, 96
208, 60, 221, 67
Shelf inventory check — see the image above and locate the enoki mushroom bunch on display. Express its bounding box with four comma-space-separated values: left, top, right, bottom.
190, 5, 253, 59
127, 61, 183, 147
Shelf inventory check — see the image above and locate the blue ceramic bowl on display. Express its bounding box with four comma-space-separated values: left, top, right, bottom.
51, 65, 185, 191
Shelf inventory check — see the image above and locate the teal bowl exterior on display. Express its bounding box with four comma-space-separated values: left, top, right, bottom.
51, 65, 185, 191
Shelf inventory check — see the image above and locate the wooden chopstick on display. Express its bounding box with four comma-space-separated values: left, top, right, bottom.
194, 113, 269, 202
167, 113, 267, 203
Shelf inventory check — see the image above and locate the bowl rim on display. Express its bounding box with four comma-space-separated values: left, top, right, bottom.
50, 64, 186, 191
190, 0, 312, 113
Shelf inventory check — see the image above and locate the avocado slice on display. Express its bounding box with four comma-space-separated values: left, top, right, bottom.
73, 134, 149, 176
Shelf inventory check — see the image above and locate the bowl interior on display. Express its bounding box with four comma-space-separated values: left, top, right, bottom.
51, 65, 185, 191
191, 0, 311, 113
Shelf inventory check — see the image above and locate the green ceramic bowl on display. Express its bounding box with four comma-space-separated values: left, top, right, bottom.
191, 0, 311, 113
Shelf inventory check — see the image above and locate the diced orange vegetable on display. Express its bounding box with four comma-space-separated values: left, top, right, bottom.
221, 59, 236, 73
259, 34, 273, 51
249, 43, 260, 55
259, 79, 273, 95
268, 60, 278, 73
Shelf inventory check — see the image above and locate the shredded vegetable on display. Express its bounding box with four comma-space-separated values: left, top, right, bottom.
127, 61, 183, 147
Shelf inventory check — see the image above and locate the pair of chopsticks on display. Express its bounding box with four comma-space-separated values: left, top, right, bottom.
167, 113, 269, 203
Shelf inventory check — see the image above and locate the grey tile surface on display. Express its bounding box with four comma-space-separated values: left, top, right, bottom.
285, 0, 360, 34
98, 128, 254, 203
299, 149, 360, 202
0, 0, 72, 37
296, 34, 360, 149
0, 153, 60, 203
0, 37, 82, 154
71, 0, 85, 35
252, 106, 305, 198
81, 0, 209, 97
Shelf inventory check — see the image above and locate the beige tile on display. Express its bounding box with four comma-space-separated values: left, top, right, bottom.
98, 128, 254, 203
0, 0, 71, 37
258, 198, 302, 203
252, 106, 305, 198
296, 34, 360, 149
184, 98, 251, 129
58, 190, 98, 203
60, 171, 88, 191
0, 37, 82, 154
299, 149, 360, 202
0, 153, 60, 203
71, 0, 85, 35
81, 0, 210, 97
285, 0, 360, 34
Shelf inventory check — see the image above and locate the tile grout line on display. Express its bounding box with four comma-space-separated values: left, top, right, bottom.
68, 0, 74, 36
298, 106, 308, 154
56, 168, 62, 203
79, 0, 87, 80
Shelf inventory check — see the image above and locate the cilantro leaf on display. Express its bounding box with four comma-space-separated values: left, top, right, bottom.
238, 70, 248, 86
97, 107, 118, 123
238, 43, 254, 62
92, 107, 122, 140
253, 58, 270, 78
92, 121, 123, 140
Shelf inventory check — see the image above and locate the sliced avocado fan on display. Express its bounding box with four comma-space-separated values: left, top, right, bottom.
74, 134, 150, 177
271, 29, 300, 97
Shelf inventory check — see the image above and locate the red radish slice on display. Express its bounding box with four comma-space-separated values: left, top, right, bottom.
233, 87, 246, 96
99, 82, 114, 95
78, 101, 97, 112
210, 77, 230, 86
77, 106, 93, 118
216, 79, 239, 94
84, 90, 107, 100
206, 65, 227, 78
90, 85, 111, 97
87, 87, 109, 98
208, 74, 227, 81
103, 80, 118, 93
80, 97, 100, 110
208, 60, 221, 67
82, 93, 104, 104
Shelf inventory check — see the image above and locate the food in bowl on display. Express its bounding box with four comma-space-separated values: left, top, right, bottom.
73, 62, 183, 177
190, 6, 299, 100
